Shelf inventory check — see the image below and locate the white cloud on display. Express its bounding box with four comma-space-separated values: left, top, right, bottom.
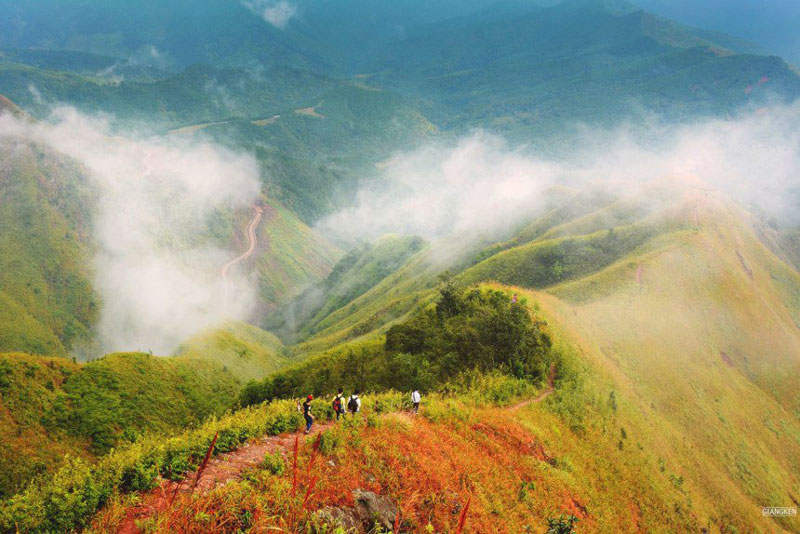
0, 107, 263, 355
318, 103, 800, 243
242, 0, 297, 28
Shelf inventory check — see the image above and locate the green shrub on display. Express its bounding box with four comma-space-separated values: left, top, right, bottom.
259, 452, 286, 476
241, 279, 553, 407
546, 514, 579, 534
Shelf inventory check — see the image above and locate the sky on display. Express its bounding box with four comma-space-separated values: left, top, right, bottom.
635, 0, 800, 64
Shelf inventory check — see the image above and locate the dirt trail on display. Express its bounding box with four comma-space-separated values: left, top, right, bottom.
118, 421, 334, 534
220, 206, 263, 280
117, 369, 556, 532
509, 364, 557, 411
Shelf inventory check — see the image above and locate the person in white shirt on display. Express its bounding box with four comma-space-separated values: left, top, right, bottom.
411, 389, 421, 414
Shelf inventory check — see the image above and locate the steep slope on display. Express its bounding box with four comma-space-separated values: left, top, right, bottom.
88, 391, 705, 534
267, 234, 426, 342
175, 321, 288, 383
0, 133, 98, 356
469, 192, 800, 532
274, 187, 800, 533
0, 351, 240, 499
247, 198, 341, 312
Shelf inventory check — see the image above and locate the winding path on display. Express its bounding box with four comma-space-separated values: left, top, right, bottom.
115, 370, 557, 532
509, 363, 557, 411
220, 206, 263, 280
117, 421, 333, 534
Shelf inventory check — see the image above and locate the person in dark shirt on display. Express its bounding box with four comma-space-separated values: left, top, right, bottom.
303, 394, 314, 434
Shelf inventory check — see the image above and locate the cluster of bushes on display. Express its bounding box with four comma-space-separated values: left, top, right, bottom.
240, 277, 553, 407
0, 400, 306, 533
45, 352, 241, 454
0, 352, 242, 501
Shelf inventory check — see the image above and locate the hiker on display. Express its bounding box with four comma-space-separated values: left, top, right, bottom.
347, 392, 361, 415
303, 394, 314, 434
512, 293, 518, 304
411, 389, 421, 414
332, 388, 345, 420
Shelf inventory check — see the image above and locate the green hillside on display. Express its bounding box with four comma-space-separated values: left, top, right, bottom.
175, 321, 288, 382
0, 139, 98, 356
256, 187, 800, 533
249, 198, 341, 308
267, 234, 426, 342
0, 351, 239, 499
0, 1, 798, 532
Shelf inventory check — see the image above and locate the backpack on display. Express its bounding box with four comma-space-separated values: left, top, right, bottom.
332, 396, 342, 412
347, 396, 358, 412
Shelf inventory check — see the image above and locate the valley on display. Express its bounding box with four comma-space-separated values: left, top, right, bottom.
0, 0, 798, 533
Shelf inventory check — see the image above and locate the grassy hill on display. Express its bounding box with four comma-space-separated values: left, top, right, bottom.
249, 198, 341, 310
2, 189, 798, 533
0, 2, 798, 531
470, 192, 800, 532
0, 351, 240, 499
0, 137, 98, 356
86, 387, 706, 534
175, 321, 288, 383
245, 186, 800, 533
267, 234, 426, 342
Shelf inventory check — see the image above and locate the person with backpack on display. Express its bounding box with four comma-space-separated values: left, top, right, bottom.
347, 392, 361, 415
411, 389, 421, 414
332, 388, 345, 421
302, 394, 314, 434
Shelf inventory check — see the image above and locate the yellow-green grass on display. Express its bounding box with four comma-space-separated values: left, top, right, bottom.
88, 380, 700, 534
479, 195, 800, 533
266, 189, 798, 532
253, 198, 341, 310
175, 321, 289, 382
293, 234, 426, 340
0, 140, 98, 356
0, 354, 90, 499
289, 250, 439, 357
1, 398, 307, 534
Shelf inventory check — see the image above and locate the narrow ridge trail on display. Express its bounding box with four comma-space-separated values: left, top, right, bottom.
508, 363, 557, 411
118, 421, 335, 534
220, 205, 264, 280
117, 371, 557, 533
